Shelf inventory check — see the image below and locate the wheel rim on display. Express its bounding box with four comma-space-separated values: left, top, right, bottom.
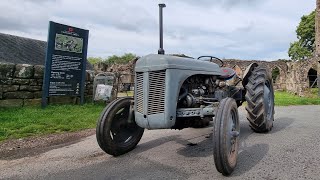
263, 81, 274, 122
226, 109, 239, 166
109, 105, 138, 145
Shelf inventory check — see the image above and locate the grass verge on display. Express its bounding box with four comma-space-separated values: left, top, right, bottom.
0, 104, 105, 142
274, 91, 320, 106
0, 91, 319, 142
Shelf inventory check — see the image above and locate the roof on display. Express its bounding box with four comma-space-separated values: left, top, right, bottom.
0, 33, 92, 70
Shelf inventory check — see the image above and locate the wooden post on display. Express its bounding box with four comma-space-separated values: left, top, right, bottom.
316, 0, 320, 96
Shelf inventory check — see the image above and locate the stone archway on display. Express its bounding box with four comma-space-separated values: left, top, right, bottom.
272, 67, 280, 83
308, 68, 318, 88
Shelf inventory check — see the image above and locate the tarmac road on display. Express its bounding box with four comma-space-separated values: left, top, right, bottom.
1, 105, 320, 180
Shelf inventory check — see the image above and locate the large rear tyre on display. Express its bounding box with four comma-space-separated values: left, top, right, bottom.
245, 66, 275, 133
96, 97, 144, 156
213, 98, 240, 176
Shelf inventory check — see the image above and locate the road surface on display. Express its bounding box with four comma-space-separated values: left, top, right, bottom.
1, 105, 320, 180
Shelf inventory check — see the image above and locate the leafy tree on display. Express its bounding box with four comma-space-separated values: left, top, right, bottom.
87, 53, 137, 65
87, 57, 104, 65
106, 53, 137, 64
288, 10, 315, 60
288, 41, 313, 60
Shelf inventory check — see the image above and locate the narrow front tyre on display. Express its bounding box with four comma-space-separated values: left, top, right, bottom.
213, 98, 240, 176
96, 97, 144, 156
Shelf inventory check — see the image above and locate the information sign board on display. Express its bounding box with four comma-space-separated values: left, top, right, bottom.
42, 21, 89, 107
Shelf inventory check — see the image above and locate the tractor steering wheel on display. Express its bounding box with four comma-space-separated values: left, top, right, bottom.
197, 56, 224, 67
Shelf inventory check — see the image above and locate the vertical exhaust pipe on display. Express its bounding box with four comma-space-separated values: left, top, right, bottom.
158, 3, 166, 55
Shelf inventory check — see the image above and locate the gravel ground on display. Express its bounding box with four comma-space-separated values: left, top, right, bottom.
0, 129, 95, 160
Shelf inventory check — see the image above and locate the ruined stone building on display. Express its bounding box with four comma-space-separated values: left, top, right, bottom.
94, 56, 318, 97
223, 58, 318, 96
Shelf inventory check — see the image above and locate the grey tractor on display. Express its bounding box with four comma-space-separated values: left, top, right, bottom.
96, 4, 274, 176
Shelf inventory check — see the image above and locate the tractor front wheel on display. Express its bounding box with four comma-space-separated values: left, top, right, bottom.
96, 97, 144, 156
213, 98, 240, 176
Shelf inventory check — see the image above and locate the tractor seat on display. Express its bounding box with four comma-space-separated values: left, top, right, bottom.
219, 67, 236, 80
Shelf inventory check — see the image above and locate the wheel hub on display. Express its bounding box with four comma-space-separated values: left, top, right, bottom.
226, 110, 239, 163
264, 82, 274, 123
110, 107, 136, 143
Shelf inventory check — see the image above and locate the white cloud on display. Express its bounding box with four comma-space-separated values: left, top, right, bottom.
0, 0, 316, 60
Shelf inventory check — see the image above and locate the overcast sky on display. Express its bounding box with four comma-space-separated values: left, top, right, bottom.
0, 0, 316, 60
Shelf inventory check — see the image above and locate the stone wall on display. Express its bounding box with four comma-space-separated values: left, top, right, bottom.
2, 56, 317, 108
0, 62, 94, 107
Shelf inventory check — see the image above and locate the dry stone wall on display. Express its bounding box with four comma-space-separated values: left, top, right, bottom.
2, 56, 316, 108
0, 62, 94, 107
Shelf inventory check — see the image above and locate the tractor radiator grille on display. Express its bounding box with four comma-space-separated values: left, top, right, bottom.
148, 70, 166, 115
136, 72, 144, 113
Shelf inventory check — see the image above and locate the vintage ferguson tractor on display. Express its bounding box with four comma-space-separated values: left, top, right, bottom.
96, 4, 274, 176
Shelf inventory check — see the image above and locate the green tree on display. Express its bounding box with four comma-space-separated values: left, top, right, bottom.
106, 53, 137, 64
87, 53, 137, 65
288, 10, 315, 60
288, 41, 313, 60
87, 57, 104, 65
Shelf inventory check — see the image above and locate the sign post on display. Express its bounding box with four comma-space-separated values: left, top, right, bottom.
42, 21, 89, 108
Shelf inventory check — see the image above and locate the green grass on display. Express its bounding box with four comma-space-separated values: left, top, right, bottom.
0, 90, 319, 142
117, 91, 134, 97
274, 90, 320, 106
307, 88, 320, 98
0, 104, 105, 142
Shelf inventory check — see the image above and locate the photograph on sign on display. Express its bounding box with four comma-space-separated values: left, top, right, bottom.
55, 33, 83, 53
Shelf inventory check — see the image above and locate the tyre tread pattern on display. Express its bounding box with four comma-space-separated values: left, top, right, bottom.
213, 98, 239, 176
245, 66, 274, 133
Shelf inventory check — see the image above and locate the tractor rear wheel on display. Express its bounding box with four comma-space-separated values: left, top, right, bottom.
245, 66, 274, 133
213, 98, 240, 176
96, 97, 144, 156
